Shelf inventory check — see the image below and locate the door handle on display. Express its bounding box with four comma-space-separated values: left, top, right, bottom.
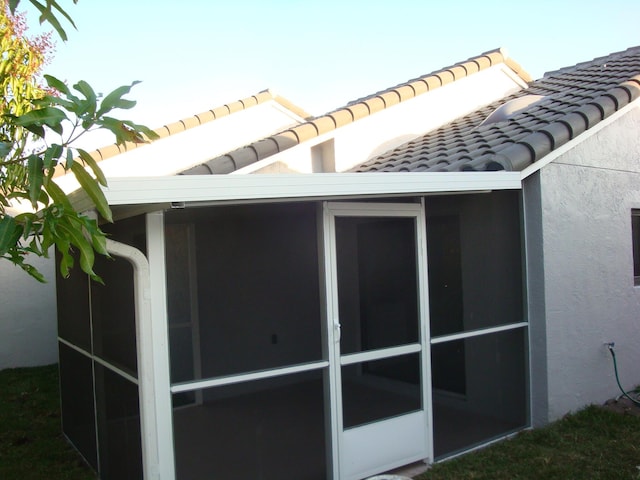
334, 319, 341, 343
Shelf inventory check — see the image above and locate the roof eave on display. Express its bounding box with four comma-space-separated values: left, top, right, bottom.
69, 172, 522, 218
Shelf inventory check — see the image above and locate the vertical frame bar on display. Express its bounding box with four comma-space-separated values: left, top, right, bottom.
417, 197, 434, 464
322, 202, 341, 480
145, 211, 176, 479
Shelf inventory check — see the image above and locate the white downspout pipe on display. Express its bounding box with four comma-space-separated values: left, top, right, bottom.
105, 237, 166, 479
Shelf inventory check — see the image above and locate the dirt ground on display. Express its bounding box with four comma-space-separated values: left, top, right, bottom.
601, 395, 640, 417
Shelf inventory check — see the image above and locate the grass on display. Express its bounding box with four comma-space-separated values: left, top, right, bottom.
1, 365, 639, 480
0, 364, 95, 480
418, 406, 640, 480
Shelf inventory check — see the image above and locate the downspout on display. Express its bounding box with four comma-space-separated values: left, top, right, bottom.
105, 238, 161, 479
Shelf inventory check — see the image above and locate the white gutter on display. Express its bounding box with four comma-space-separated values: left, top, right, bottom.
89, 172, 522, 208
105, 238, 168, 480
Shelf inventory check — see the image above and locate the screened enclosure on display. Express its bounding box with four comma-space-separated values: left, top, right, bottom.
56, 191, 529, 479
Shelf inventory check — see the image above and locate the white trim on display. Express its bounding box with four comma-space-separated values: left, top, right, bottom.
145, 212, 176, 480
105, 238, 163, 480
57, 337, 92, 359
340, 343, 422, 366
417, 196, 435, 464
170, 360, 330, 393
324, 202, 432, 478
322, 202, 342, 480
88, 172, 521, 208
520, 98, 640, 180
430, 322, 528, 344
93, 354, 139, 385
57, 338, 141, 385
325, 201, 423, 215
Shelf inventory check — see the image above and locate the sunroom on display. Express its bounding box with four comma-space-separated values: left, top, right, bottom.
56, 172, 529, 480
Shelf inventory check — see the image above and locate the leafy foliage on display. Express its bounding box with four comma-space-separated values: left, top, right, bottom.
0, 0, 158, 282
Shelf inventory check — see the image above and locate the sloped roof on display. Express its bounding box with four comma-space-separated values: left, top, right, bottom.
182, 48, 531, 175
354, 46, 640, 173
55, 89, 309, 177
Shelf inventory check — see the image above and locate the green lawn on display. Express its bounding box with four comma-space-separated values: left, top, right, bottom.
419, 405, 640, 480
2, 365, 639, 480
0, 365, 95, 480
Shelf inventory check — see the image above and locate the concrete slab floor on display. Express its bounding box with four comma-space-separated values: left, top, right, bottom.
385, 460, 430, 478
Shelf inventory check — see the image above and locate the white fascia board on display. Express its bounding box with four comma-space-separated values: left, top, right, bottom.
95, 172, 521, 207
520, 98, 640, 180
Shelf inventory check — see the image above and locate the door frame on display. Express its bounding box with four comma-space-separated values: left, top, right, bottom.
322, 201, 434, 479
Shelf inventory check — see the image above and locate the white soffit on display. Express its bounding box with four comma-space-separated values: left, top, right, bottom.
80, 172, 521, 208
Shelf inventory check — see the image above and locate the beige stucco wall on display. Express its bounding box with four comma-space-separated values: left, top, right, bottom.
528, 103, 640, 423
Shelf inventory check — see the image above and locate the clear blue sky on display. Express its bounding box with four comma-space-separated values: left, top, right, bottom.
31, 0, 640, 134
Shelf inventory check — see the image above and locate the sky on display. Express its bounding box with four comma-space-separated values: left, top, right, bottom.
27, 0, 640, 147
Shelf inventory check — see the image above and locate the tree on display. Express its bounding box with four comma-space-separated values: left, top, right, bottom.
0, 0, 157, 282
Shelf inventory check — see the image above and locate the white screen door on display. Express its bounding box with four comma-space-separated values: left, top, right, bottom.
323, 202, 432, 480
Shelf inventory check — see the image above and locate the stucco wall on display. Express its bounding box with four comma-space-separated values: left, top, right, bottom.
0, 254, 58, 369
531, 104, 640, 422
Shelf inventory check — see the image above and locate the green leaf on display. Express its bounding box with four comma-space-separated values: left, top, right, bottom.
0, 216, 22, 256
22, 123, 45, 138
28, 0, 69, 41
0, 142, 12, 158
65, 148, 74, 169
43, 178, 73, 211
57, 222, 96, 279
70, 162, 113, 223
27, 154, 44, 208
77, 148, 107, 186
43, 144, 63, 170
26, 0, 77, 42
54, 236, 73, 278
96, 81, 140, 117
43, 74, 71, 96
73, 80, 97, 116
19, 262, 46, 282
15, 107, 67, 130
8, 0, 20, 14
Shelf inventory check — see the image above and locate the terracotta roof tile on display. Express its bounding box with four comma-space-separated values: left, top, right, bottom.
272, 131, 300, 151
365, 96, 386, 114
395, 85, 417, 101
329, 109, 354, 127
347, 103, 371, 120
459, 60, 481, 75
251, 138, 280, 159
436, 70, 456, 86
226, 100, 244, 114
354, 46, 640, 173
407, 79, 429, 95
313, 116, 337, 135
447, 65, 468, 80
180, 116, 201, 130
184, 48, 524, 175
291, 123, 319, 142
231, 148, 259, 170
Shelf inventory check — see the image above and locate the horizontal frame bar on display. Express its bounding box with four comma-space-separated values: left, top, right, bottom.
58, 337, 139, 385
430, 322, 528, 345
340, 343, 422, 366
171, 360, 329, 393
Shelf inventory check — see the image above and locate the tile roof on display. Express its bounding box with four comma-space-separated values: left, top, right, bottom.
182, 48, 530, 175
55, 90, 309, 177
354, 46, 640, 173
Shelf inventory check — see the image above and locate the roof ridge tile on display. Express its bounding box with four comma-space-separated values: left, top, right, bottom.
185, 48, 527, 175
55, 89, 311, 178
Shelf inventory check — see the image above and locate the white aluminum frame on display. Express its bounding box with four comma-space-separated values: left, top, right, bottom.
322, 201, 433, 480
67, 172, 521, 215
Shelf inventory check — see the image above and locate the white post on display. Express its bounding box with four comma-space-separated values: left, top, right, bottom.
104, 210, 175, 479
